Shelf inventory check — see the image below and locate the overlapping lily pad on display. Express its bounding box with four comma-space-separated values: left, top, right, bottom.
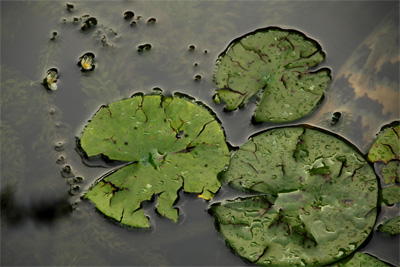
214, 27, 331, 122
81, 94, 230, 227
368, 125, 399, 163
211, 127, 378, 266
377, 215, 400, 236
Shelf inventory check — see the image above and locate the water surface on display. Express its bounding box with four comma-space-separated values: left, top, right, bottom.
1, 1, 399, 266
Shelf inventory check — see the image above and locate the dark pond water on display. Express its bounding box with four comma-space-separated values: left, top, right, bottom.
1, 1, 399, 266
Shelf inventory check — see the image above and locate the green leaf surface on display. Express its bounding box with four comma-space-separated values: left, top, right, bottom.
333, 252, 389, 267
377, 215, 400, 236
381, 160, 399, 184
368, 125, 400, 163
81, 95, 230, 227
211, 127, 378, 266
381, 185, 400, 206
214, 28, 331, 123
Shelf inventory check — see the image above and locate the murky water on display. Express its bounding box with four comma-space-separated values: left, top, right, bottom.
1, 1, 399, 266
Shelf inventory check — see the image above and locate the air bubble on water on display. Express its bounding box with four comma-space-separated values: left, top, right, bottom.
137, 43, 152, 52
74, 176, 84, 183
61, 165, 73, 178
70, 185, 81, 195
124, 11, 134, 20
54, 141, 65, 151
331, 112, 341, 126
81, 17, 97, 31
147, 17, 156, 23
56, 156, 65, 164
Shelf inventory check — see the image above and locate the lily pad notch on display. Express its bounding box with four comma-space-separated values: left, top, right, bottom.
78, 93, 230, 228
214, 27, 332, 123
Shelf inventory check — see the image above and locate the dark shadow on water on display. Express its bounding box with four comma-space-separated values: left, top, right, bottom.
1, 185, 72, 226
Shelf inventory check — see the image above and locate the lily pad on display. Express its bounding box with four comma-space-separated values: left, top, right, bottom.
381, 160, 399, 184
381, 185, 400, 206
81, 94, 229, 227
333, 252, 389, 266
214, 27, 331, 123
211, 127, 378, 266
368, 125, 400, 163
377, 215, 400, 236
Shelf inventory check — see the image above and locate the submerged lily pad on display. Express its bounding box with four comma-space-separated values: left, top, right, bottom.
377, 215, 400, 236
368, 125, 400, 163
333, 252, 389, 266
81, 94, 229, 227
211, 127, 377, 266
214, 27, 331, 122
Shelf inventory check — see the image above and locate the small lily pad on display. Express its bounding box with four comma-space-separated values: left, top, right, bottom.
381, 160, 399, 184
368, 125, 400, 163
381, 185, 400, 205
81, 94, 229, 227
214, 27, 331, 123
211, 127, 378, 266
377, 215, 400, 236
333, 252, 389, 266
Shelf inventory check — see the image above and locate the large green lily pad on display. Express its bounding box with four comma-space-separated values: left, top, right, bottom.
214, 27, 331, 123
211, 127, 378, 266
333, 252, 389, 267
368, 125, 400, 163
81, 94, 229, 227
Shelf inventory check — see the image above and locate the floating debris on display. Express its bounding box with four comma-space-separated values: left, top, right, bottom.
81, 17, 97, 31
213, 94, 221, 104
124, 11, 134, 20
43, 68, 58, 90
331, 111, 341, 125
194, 74, 202, 81
78, 52, 95, 71
137, 43, 152, 52
50, 31, 57, 41
66, 3, 74, 11
188, 44, 195, 51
